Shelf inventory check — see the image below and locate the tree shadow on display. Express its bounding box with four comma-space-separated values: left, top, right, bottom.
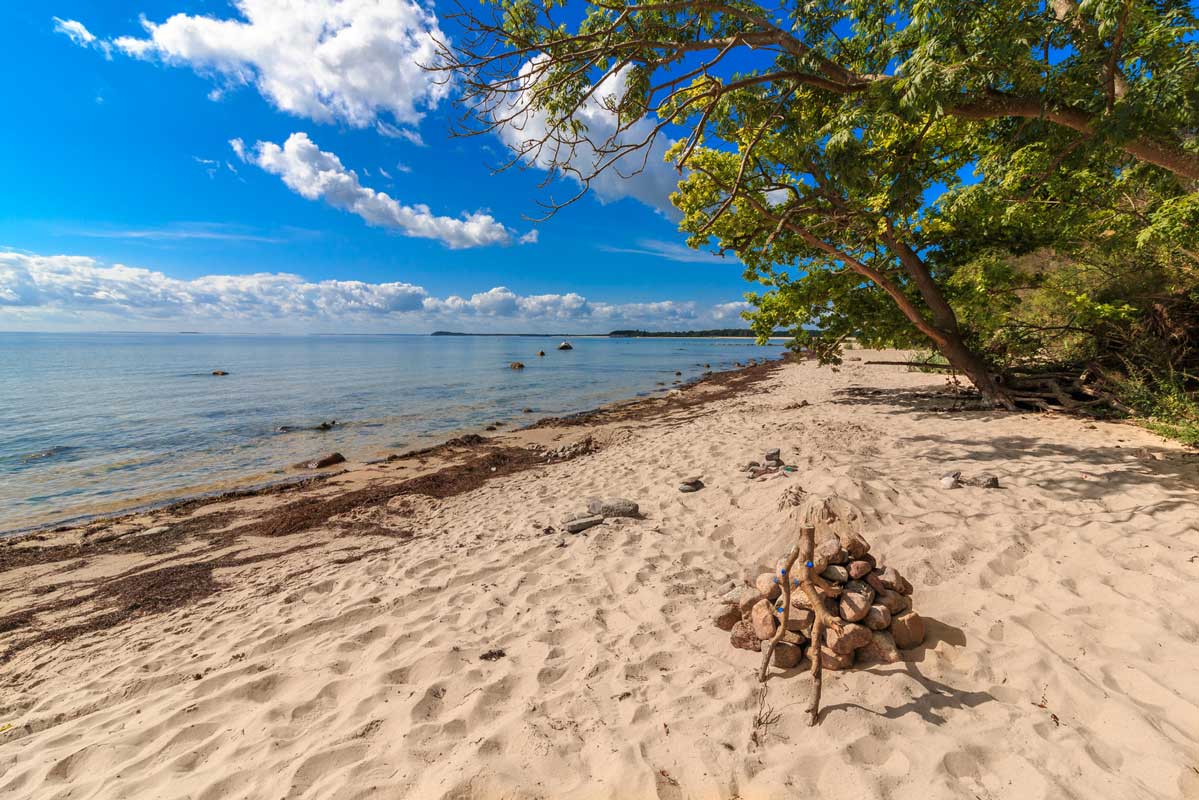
819, 617, 993, 725
832, 385, 1002, 420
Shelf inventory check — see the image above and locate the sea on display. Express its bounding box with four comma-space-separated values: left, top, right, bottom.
0, 332, 782, 534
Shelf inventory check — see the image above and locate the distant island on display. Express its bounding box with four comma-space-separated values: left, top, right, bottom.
607, 329, 788, 338
430, 329, 788, 338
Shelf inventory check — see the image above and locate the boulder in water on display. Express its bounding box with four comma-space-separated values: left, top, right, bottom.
557, 341, 573, 350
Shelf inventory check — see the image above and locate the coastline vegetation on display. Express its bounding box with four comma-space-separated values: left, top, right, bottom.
439, 0, 1199, 441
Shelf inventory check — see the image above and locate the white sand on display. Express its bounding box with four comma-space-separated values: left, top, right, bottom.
2, 351, 1198, 799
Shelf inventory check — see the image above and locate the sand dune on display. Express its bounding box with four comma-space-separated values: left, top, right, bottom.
2, 352, 1198, 799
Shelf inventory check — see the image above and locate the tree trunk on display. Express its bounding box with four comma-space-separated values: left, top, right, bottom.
934, 332, 1016, 410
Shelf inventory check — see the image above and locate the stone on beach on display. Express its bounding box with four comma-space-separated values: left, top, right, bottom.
754, 572, 782, 601
737, 589, 765, 617
819, 645, 854, 671
299, 452, 346, 469
838, 580, 875, 622
863, 604, 892, 631
509, 362, 526, 370
890, 611, 926, 649
563, 514, 603, 533
877, 588, 910, 615
772, 642, 803, 669
826, 622, 872, 654
586, 497, 640, 518
730, 621, 760, 651
857, 630, 901, 664
678, 475, 704, 492
821, 565, 849, 583
712, 604, 741, 631
848, 559, 873, 579
750, 599, 778, 640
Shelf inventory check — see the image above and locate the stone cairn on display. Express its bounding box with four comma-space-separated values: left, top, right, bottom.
712, 508, 925, 725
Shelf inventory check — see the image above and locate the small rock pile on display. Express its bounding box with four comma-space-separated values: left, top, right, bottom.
713, 528, 925, 671
562, 496, 639, 533
741, 447, 795, 479
535, 436, 597, 463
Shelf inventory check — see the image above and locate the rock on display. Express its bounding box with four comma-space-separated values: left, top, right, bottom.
890, 611, 926, 650
764, 448, 782, 464
737, 589, 765, 616
817, 645, 854, 671
485, 425, 497, 431
821, 565, 849, 583
877, 588, 910, 615
977, 473, 1000, 488
563, 514, 604, 533
877, 565, 913, 596
680, 475, 703, 486
523, 408, 534, 413
754, 573, 782, 601
557, 341, 573, 350
537, 351, 546, 357
740, 461, 760, 472
826, 622, 872, 654
863, 604, 891, 631
713, 604, 741, 631
730, 621, 760, 651
781, 629, 806, 646
812, 536, 847, 572
750, 599, 779, 640
211, 370, 228, 376
838, 580, 875, 622
857, 630, 901, 664
772, 642, 803, 669
865, 572, 887, 595
940, 470, 961, 489
784, 608, 814, 635
586, 497, 640, 518
316, 420, 337, 431
509, 362, 526, 370
679, 481, 704, 493
301, 452, 346, 469
848, 560, 873, 579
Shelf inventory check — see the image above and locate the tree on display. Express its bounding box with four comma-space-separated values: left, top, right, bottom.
437, 0, 1199, 407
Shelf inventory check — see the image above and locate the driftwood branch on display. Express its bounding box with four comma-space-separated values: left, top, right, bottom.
756, 524, 840, 725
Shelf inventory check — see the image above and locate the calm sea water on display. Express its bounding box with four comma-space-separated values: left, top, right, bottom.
0, 333, 780, 533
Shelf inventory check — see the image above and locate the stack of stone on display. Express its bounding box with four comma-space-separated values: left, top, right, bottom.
712, 528, 925, 670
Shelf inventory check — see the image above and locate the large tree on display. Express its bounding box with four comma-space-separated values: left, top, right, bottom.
439, 0, 1199, 407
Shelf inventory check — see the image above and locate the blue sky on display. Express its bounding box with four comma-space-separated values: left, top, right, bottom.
0, 1, 755, 333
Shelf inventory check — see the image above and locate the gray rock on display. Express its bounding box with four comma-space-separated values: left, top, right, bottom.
678, 478, 704, 492
940, 470, 962, 489
821, 565, 850, 583
563, 514, 604, 533
977, 473, 1000, 489
764, 448, 782, 463
586, 497, 640, 518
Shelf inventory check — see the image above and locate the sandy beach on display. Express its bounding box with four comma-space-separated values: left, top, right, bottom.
2, 351, 1198, 800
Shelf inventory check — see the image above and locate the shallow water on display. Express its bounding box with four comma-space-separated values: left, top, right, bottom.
0, 332, 780, 532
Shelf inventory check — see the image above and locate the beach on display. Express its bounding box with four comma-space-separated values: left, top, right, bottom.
2, 351, 1198, 799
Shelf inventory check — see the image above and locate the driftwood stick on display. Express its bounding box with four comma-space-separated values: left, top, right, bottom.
757, 539, 802, 682
807, 615, 825, 726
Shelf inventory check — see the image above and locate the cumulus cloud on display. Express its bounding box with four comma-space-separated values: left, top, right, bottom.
247, 133, 527, 249
498, 59, 680, 214
95, 0, 446, 136
0, 251, 739, 332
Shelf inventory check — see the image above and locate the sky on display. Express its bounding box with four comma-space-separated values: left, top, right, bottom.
0, 1, 756, 334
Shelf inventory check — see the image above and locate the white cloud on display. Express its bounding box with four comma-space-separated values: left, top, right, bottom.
53, 16, 112, 58
100, 0, 446, 135
0, 250, 743, 332
498, 59, 680, 213
712, 301, 751, 320
247, 132, 527, 249
598, 238, 730, 264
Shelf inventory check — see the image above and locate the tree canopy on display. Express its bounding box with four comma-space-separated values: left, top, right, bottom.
439, 0, 1199, 420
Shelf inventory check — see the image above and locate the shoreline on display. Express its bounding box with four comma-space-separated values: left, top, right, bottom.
0, 355, 788, 551
1, 355, 788, 541
3, 351, 1197, 799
